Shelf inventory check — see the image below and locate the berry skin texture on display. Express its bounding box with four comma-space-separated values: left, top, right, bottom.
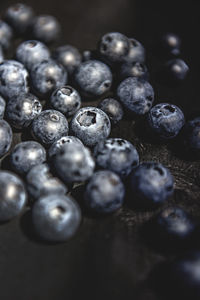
53, 45, 82, 74
6, 93, 42, 129
120, 61, 149, 81
165, 58, 189, 81
10, 141, 46, 175
147, 103, 185, 139
124, 38, 146, 63
53, 143, 95, 184
0, 95, 6, 119
0, 120, 12, 158
73, 60, 112, 97
94, 138, 139, 178
117, 77, 154, 115
26, 163, 67, 200
30, 60, 67, 97
161, 33, 181, 56
32, 110, 69, 146
98, 98, 124, 125
0, 171, 27, 221
84, 170, 125, 214
129, 162, 174, 208
70, 107, 111, 147
32, 194, 81, 242
32, 15, 61, 44
16, 40, 50, 70
0, 60, 29, 99
48, 136, 83, 159
183, 117, 200, 153
98, 32, 130, 64
50, 86, 81, 117
0, 20, 13, 49
5, 3, 34, 35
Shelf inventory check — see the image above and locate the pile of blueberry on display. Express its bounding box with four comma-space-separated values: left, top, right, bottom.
0, 2, 200, 296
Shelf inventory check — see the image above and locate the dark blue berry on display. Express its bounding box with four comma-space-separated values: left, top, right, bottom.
53, 142, 95, 184
32, 194, 81, 242
73, 60, 112, 97
84, 170, 125, 214
0, 171, 27, 221
50, 86, 81, 117
129, 162, 174, 208
0, 95, 6, 119
0, 60, 29, 99
183, 117, 200, 153
0, 20, 13, 49
10, 141, 46, 175
0, 120, 12, 158
120, 61, 149, 81
26, 163, 67, 200
117, 77, 154, 115
161, 33, 181, 56
16, 40, 50, 70
48, 136, 83, 159
82, 50, 94, 61
123, 38, 145, 63
32, 110, 69, 146
98, 98, 124, 125
94, 138, 139, 177
6, 92, 42, 129
148, 103, 185, 139
70, 107, 111, 147
30, 59, 67, 97
165, 58, 189, 81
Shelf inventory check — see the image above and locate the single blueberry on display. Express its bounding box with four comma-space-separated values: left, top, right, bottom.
82, 50, 94, 62
26, 163, 67, 200
161, 33, 181, 56
48, 136, 83, 159
10, 141, 46, 175
73, 60, 112, 97
0, 95, 6, 119
0, 20, 13, 49
32, 110, 69, 146
98, 98, 124, 125
0, 171, 27, 221
183, 117, 200, 153
129, 162, 174, 208
70, 107, 111, 147
53, 142, 95, 184
165, 58, 189, 81
124, 38, 146, 63
147, 103, 185, 139
120, 61, 149, 81
0, 60, 29, 99
0, 120, 12, 158
53, 45, 82, 75
16, 40, 50, 70
117, 77, 154, 115
50, 86, 81, 117
94, 138, 139, 177
32, 194, 81, 242
6, 92, 42, 129
84, 170, 125, 214
31, 15, 61, 44
31, 59, 67, 97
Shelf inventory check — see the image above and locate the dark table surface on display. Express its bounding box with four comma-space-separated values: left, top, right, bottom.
0, 0, 200, 299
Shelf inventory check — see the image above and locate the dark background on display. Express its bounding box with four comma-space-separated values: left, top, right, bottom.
0, 0, 200, 299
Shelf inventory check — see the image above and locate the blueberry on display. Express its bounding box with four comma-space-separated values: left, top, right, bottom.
94, 138, 139, 177
30, 59, 67, 97
0, 120, 12, 158
26, 163, 67, 200
5, 3, 34, 35
124, 38, 146, 63
98, 98, 124, 125
0, 46, 4, 63
84, 170, 125, 214
53, 142, 95, 184
16, 40, 50, 70
0, 20, 13, 50
53, 45, 82, 75
10, 141, 46, 175
32, 194, 81, 242
0, 60, 29, 99
147, 103, 185, 139
73, 60, 112, 97
183, 117, 200, 153
0, 95, 6, 119
50, 86, 81, 117
120, 61, 149, 81
70, 107, 111, 147
98, 32, 130, 64
165, 58, 189, 81
6, 92, 42, 129
82, 50, 94, 61
161, 33, 181, 56
0, 171, 27, 221
48, 136, 83, 159
129, 162, 174, 208
32, 110, 69, 146
32, 15, 61, 44
117, 77, 154, 115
